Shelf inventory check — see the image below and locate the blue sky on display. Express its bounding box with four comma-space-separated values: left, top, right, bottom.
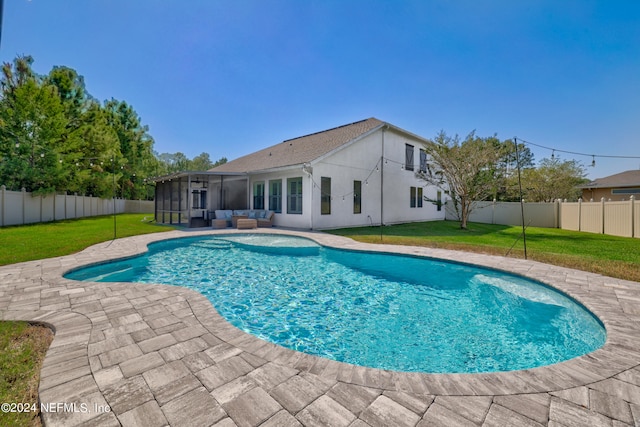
2, 0, 640, 179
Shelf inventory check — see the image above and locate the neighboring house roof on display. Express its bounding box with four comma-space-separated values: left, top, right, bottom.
210, 117, 386, 174
579, 170, 640, 189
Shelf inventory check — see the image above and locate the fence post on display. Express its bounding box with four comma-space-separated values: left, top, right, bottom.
1, 185, 4, 227
601, 197, 606, 234
492, 198, 496, 224
21, 187, 26, 225
579, 198, 584, 231
631, 195, 635, 238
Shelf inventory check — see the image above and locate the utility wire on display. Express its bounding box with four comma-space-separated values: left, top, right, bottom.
516, 137, 640, 160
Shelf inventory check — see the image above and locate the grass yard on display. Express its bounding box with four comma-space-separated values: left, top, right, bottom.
328, 220, 640, 282
0, 322, 53, 427
0, 214, 170, 266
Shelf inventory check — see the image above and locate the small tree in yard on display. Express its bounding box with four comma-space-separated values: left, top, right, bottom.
518, 157, 587, 202
418, 131, 503, 229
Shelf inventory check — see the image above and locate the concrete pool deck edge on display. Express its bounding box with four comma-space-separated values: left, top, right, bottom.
1, 227, 639, 426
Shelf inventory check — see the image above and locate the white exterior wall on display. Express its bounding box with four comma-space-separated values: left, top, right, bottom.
379, 128, 443, 225
311, 131, 384, 229
245, 127, 444, 230
249, 168, 313, 229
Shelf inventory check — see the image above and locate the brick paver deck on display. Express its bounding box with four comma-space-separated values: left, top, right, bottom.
1, 228, 639, 426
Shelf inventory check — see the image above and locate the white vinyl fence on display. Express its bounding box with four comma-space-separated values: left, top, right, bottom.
445, 197, 639, 238
0, 185, 154, 227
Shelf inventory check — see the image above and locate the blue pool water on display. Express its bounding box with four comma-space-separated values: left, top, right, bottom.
66, 234, 606, 373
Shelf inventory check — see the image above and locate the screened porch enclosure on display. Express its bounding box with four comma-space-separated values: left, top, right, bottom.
154, 172, 248, 227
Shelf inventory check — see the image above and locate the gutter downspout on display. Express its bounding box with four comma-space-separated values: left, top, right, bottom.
306, 164, 314, 230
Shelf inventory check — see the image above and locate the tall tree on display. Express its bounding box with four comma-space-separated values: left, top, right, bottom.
68, 102, 121, 197
418, 131, 503, 229
103, 98, 156, 199
0, 56, 67, 193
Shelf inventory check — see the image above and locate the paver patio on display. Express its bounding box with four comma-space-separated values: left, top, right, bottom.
1, 228, 639, 426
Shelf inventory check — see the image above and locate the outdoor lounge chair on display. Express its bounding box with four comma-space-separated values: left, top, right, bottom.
257, 211, 275, 227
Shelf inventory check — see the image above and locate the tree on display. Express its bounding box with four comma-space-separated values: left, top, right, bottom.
154, 152, 227, 175
418, 131, 503, 229
103, 99, 157, 199
518, 157, 587, 202
1, 54, 225, 200
191, 152, 213, 171
0, 56, 67, 193
68, 102, 121, 197
493, 139, 535, 201
212, 156, 227, 168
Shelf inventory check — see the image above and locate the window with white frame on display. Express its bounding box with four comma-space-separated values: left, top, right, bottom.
353, 180, 362, 214
419, 149, 427, 173
287, 177, 303, 214
269, 180, 282, 213
321, 177, 331, 215
405, 144, 414, 171
410, 186, 423, 208
253, 181, 265, 209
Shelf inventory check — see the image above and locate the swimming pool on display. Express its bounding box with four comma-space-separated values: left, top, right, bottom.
65, 234, 606, 373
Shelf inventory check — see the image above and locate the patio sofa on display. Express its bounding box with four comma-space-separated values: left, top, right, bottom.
214, 210, 275, 228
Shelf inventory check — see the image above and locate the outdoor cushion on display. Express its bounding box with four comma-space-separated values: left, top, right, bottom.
258, 210, 267, 218
214, 210, 233, 219
248, 211, 256, 219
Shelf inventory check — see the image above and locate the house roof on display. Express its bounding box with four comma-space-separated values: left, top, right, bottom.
580, 170, 640, 189
209, 118, 385, 174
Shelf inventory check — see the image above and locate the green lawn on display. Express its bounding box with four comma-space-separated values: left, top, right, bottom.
328, 220, 640, 282
0, 214, 171, 266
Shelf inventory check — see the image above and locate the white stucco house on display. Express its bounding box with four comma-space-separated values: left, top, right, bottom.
153, 118, 446, 229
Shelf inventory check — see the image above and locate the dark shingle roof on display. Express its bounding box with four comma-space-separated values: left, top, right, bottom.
580, 170, 640, 188
210, 118, 385, 173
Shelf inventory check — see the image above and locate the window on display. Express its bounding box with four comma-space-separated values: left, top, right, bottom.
253, 181, 265, 209
405, 144, 414, 171
437, 190, 442, 211
612, 188, 640, 194
410, 186, 422, 208
269, 180, 282, 213
419, 149, 427, 173
321, 177, 331, 215
191, 190, 206, 209
353, 180, 362, 214
287, 177, 303, 214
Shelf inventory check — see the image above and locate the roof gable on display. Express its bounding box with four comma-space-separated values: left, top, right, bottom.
210, 118, 384, 173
